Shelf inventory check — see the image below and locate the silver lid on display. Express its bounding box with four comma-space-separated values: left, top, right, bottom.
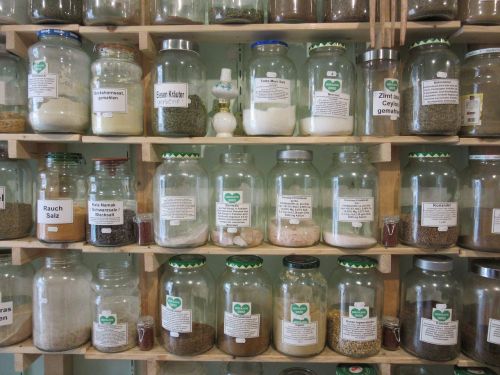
161, 39, 199, 53
278, 150, 313, 161
357, 48, 399, 63
469, 154, 500, 160
471, 260, 500, 280
414, 255, 453, 272
466, 48, 500, 59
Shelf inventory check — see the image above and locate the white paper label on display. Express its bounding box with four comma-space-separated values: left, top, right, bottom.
338, 197, 374, 223
282, 320, 318, 346
154, 83, 188, 108
224, 302, 260, 340
28, 74, 58, 99
373, 78, 400, 119
422, 79, 459, 106
88, 201, 124, 226
341, 312, 378, 342
37, 199, 74, 224
93, 88, 127, 113
160, 196, 196, 221
253, 78, 291, 105
462, 94, 482, 126
421, 202, 458, 228
419, 315, 458, 346
487, 318, 500, 345
277, 195, 312, 221
161, 305, 192, 334
0, 301, 13, 326
216, 191, 250, 227
312, 85, 350, 119
93, 312, 128, 347
0, 81, 6, 105
492, 209, 500, 234
0, 186, 4, 210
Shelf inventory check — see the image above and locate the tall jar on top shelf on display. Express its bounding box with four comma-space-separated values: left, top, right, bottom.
461, 0, 500, 24
30, 0, 82, 24
268, 0, 317, 23
83, 0, 141, 25
210, 0, 264, 23
150, 0, 206, 24
323, 0, 369, 22
407, 0, 457, 20
0, 0, 28, 24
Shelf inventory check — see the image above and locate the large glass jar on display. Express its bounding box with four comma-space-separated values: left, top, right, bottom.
210, 0, 263, 23
268, 0, 317, 22
323, 0, 368, 22
243, 41, 296, 136
0, 0, 28, 24
210, 153, 264, 248
162, 363, 207, 375
408, 0, 457, 20
154, 152, 209, 248
36, 152, 87, 243
400, 255, 461, 361
83, 0, 140, 25
87, 158, 137, 247
300, 42, 354, 136
160, 255, 215, 355
322, 152, 378, 249
274, 255, 327, 357
30, 0, 82, 23
28, 30, 90, 134
268, 150, 320, 247
225, 363, 263, 375
400, 152, 459, 249
0, 250, 33, 347
152, 39, 207, 137
402, 39, 460, 135
33, 251, 92, 351
151, 0, 206, 24
217, 255, 272, 356
461, 0, 500, 24
355, 49, 400, 136
327, 256, 383, 357
91, 43, 143, 136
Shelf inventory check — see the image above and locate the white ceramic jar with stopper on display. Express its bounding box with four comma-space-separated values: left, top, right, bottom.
212, 68, 238, 137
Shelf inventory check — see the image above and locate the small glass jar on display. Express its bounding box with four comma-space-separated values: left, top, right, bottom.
217, 255, 272, 356
382, 216, 399, 247
268, 0, 317, 23
226, 363, 263, 375
161, 363, 207, 375
30, 0, 82, 24
28, 30, 90, 134
154, 152, 209, 248
160, 255, 215, 356
134, 213, 154, 245
210, 153, 265, 248
0, 0, 28, 24
210, 0, 264, 23
402, 39, 460, 135
243, 41, 297, 136
0, 250, 34, 347
300, 42, 354, 136
408, 0, 457, 20
137, 315, 155, 351
274, 255, 327, 357
400, 255, 462, 361
382, 316, 400, 351
323, 0, 368, 22
322, 152, 378, 249
461, 0, 500, 24
83, 0, 141, 25
87, 158, 137, 247
151, 0, 206, 24
400, 152, 459, 249
268, 150, 320, 247
36, 152, 87, 243
355, 49, 400, 136
33, 251, 92, 351
92, 44, 143, 136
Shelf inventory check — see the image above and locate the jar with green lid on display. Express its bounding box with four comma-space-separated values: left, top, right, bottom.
159, 254, 215, 356
151, 0, 206, 24
83, 0, 141, 25
226, 363, 263, 375
323, 0, 368, 22
0, 0, 28, 24
210, 0, 264, 23
407, 0, 457, 20
217, 255, 272, 356
336, 365, 377, 375
461, 0, 500, 24
327, 256, 383, 358
30, 0, 82, 23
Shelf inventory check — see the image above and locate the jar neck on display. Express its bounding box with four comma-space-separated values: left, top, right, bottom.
410, 157, 450, 165
46, 159, 82, 171
97, 47, 136, 62
278, 159, 311, 165
337, 152, 368, 164
343, 266, 375, 275
164, 158, 200, 165
221, 153, 253, 165
310, 46, 345, 56
229, 266, 261, 275
411, 43, 449, 54
45, 252, 81, 268
40, 35, 81, 48
418, 268, 451, 277
93, 161, 129, 176
470, 158, 500, 167
97, 261, 132, 281
254, 44, 287, 55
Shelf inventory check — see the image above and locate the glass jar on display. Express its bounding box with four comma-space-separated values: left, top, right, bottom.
400, 255, 462, 361
36, 152, 87, 243
408, 0, 457, 20
323, 0, 368, 22
160, 254, 215, 355
0, 0, 28, 24
274, 255, 327, 357
400, 152, 459, 249
154, 152, 209, 248
226, 363, 263, 375
327, 256, 383, 357
83, 0, 140, 25
137, 315, 155, 351
322, 152, 378, 249
0, 250, 34, 347
210, 153, 264, 248
268, 150, 320, 247
280, 369, 317, 375
91, 44, 143, 136
355, 49, 400, 136
92, 261, 139, 353
268, 0, 317, 23
152, 39, 207, 137
33, 251, 92, 351
243, 40, 297, 136
461, 0, 500, 24
402, 39, 460, 135
30, 0, 82, 23
217, 255, 272, 356
87, 158, 137, 247
161, 363, 207, 375
210, 0, 263, 23
336, 365, 377, 375
462, 260, 500, 367
28, 30, 90, 134
300, 42, 354, 136
151, 0, 206, 24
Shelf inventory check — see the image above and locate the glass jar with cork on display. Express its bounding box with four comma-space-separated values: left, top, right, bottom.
151, 0, 206, 24
323, 0, 369, 22
268, 0, 317, 23
407, 0, 457, 20
83, 0, 141, 25
210, 0, 264, 23
0, 0, 28, 24
30, 0, 82, 23
461, 0, 500, 24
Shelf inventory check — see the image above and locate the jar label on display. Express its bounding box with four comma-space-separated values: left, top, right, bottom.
487, 318, 500, 345
338, 197, 374, 225
421, 202, 458, 228
28, 74, 58, 99
216, 191, 251, 227
160, 196, 196, 222
492, 209, 500, 234
419, 306, 458, 346
92, 88, 127, 114
341, 303, 377, 342
37, 199, 74, 224
88, 200, 124, 226
373, 79, 400, 119
312, 79, 350, 118
277, 195, 312, 221
461, 93, 483, 126
421, 79, 459, 106
291, 303, 311, 323
223, 302, 260, 340
93, 311, 128, 348
154, 83, 188, 108
0, 301, 13, 326
161, 295, 192, 334
0, 186, 4, 210
281, 320, 318, 346
253, 78, 291, 105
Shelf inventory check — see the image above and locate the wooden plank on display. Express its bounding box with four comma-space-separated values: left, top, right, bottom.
451, 25, 500, 43
14, 353, 40, 372
459, 249, 500, 258
458, 138, 500, 146
5, 30, 28, 59
146, 359, 160, 375
0, 339, 88, 355
44, 355, 73, 375
0, 238, 84, 249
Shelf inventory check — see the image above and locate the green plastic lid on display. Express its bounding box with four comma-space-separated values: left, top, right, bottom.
169, 254, 206, 269
338, 256, 378, 269
410, 38, 450, 49
226, 255, 263, 269
309, 41, 346, 52
162, 152, 200, 160
454, 368, 497, 375
408, 152, 450, 158
45, 152, 83, 162
336, 365, 377, 375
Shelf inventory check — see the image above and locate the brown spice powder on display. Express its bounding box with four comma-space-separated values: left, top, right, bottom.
217, 318, 271, 357
161, 322, 215, 356
458, 207, 500, 251
0, 112, 26, 133
400, 213, 458, 249
37, 205, 86, 243
0, 203, 33, 239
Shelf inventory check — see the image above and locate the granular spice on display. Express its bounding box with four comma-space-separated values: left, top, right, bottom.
217, 318, 270, 356
87, 209, 136, 247
210, 7, 264, 23
0, 113, 26, 133
37, 205, 87, 243
154, 94, 207, 137
0, 303, 32, 347
162, 322, 215, 356
461, 307, 500, 366
269, 219, 320, 247
268, 0, 317, 23
400, 213, 458, 249
324, 0, 369, 22
0, 203, 33, 240
458, 208, 500, 251
382, 216, 399, 247
152, 16, 203, 25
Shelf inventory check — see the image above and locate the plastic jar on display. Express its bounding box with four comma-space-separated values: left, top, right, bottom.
151, 0, 206, 24
30, 0, 82, 24
268, 0, 317, 23
323, 0, 368, 22
210, 0, 264, 23
461, 0, 500, 24
408, 0, 457, 20
83, 0, 141, 25
0, 0, 28, 24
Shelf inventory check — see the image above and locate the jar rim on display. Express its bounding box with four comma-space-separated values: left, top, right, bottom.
277, 149, 312, 161
357, 48, 399, 63
414, 255, 453, 272
410, 38, 450, 50
160, 39, 199, 53
93, 157, 129, 165
162, 152, 200, 160
338, 255, 377, 269
336, 364, 377, 375
469, 154, 500, 161
46, 152, 83, 162
408, 152, 450, 159
37, 29, 81, 44
465, 48, 500, 59
283, 255, 320, 269
470, 260, 500, 280
226, 255, 263, 269
251, 40, 288, 49
309, 42, 346, 53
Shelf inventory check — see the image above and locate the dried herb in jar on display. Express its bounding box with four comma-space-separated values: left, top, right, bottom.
268, 0, 317, 23
162, 322, 215, 356
0, 203, 32, 240
210, 7, 264, 24
0, 113, 26, 133
400, 213, 458, 249
154, 94, 207, 137
87, 209, 136, 246
324, 0, 369, 22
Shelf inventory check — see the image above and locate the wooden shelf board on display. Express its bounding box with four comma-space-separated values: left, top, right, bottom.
0, 339, 88, 355
459, 249, 500, 258
458, 137, 500, 146
0, 24, 80, 45
451, 25, 500, 43
82, 135, 147, 144
0, 133, 81, 142
79, 26, 143, 44
0, 238, 84, 250
403, 21, 462, 40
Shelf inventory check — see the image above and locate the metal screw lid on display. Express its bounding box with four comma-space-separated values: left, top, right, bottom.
465, 47, 500, 59
357, 48, 399, 63
169, 254, 206, 269
469, 154, 500, 161
161, 39, 199, 53
414, 255, 454, 272
283, 255, 320, 269
470, 260, 500, 280
226, 255, 263, 269
37, 29, 81, 43
251, 40, 288, 49
277, 150, 313, 161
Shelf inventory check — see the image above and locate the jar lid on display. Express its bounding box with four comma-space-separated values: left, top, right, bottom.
408, 152, 450, 158
410, 38, 450, 49
45, 152, 83, 162
454, 368, 497, 375
93, 157, 128, 164
383, 215, 400, 223
336, 365, 377, 375
382, 316, 400, 327
280, 369, 317, 375
226, 255, 263, 269
169, 254, 206, 269
414, 255, 453, 272
37, 29, 81, 43
465, 48, 500, 59
357, 48, 399, 63
309, 42, 346, 52
251, 40, 288, 49
283, 255, 320, 269
277, 150, 313, 161
470, 260, 500, 280
160, 39, 199, 53
162, 152, 200, 160
338, 256, 378, 269
469, 154, 500, 161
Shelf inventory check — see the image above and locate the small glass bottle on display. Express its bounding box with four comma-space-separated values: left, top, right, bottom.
30, 0, 82, 24
268, 0, 317, 23
151, 0, 206, 24
382, 316, 400, 351
137, 316, 155, 351
324, 0, 369, 22
461, 0, 500, 24
210, 0, 264, 23
382, 216, 399, 247
0, 0, 28, 24
83, 0, 141, 25
408, 0, 457, 20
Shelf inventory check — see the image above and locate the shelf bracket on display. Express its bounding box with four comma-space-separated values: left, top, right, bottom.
7, 140, 67, 160
5, 31, 28, 59
139, 31, 157, 60
146, 359, 160, 375
369, 143, 392, 163
44, 354, 73, 375
14, 353, 40, 372
141, 143, 163, 163
376, 254, 392, 274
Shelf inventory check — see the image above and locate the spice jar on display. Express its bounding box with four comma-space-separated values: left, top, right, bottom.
134, 213, 154, 246
407, 0, 457, 20
161, 363, 207, 375
300, 42, 354, 136
355, 49, 400, 136
211, 153, 264, 248
400, 152, 459, 249
137, 316, 155, 351
323, 0, 368, 22
0, 0, 28, 24
210, 0, 264, 23
274, 255, 327, 357
243, 40, 297, 136
268, 0, 317, 23
30, 0, 82, 23
461, 0, 500, 24
382, 216, 399, 247
92, 44, 143, 136
28, 30, 90, 134
217, 255, 272, 356
37, 152, 87, 243
83, 0, 140, 25
268, 150, 320, 247
160, 255, 215, 355
323, 152, 378, 249
327, 256, 383, 358
0, 250, 34, 347
151, 0, 206, 24
402, 39, 460, 135
400, 255, 462, 361
382, 316, 400, 351
154, 152, 209, 248
226, 363, 263, 375
33, 251, 92, 351
336, 365, 377, 375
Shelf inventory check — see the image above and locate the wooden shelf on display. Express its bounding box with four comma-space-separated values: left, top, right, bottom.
0, 339, 88, 355
458, 137, 500, 146
459, 248, 500, 258
451, 25, 500, 43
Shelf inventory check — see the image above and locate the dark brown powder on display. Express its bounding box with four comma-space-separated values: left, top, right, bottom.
161, 322, 215, 356
217, 318, 270, 357
458, 207, 500, 252
87, 209, 136, 247
400, 213, 458, 249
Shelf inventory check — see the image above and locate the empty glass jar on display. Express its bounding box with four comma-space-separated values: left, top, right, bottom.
461, 0, 500, 24
407, 0, 458, 20
324, 0, 369, 22
84, 0, 141, 25
268, 0, 317, 22
151, 0, 206, 24
30, 0, 82, 23
0, 0, 28, 24
210, 0, 264, 23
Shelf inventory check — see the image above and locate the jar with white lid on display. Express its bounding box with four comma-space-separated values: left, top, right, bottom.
0, 0, 28, 25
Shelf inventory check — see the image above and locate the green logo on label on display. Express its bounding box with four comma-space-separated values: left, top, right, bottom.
385, 79, 398, 92
351, 308, 368, 319
324, 79, 341, 92
224, 192, 241, 204
433, 309, 451, 322
291, 304, 308, 315
167, 296, 182, 310
33, 61, 47, 74
233, 303, 250, 315
99, 315, 116, 325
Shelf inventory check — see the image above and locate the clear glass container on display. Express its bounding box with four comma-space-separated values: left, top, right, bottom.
210, 153, 265, 248
243, 41, 297, 136
300, 42, 354, 136
30, 0, 82, 24
402, 39, 460, 135
137, 315, 155, 351
268, 0, 317, 23
0, 0, 28, 25
322, 152, 378, 249
280, 369, 318, 375
408, 0, 458, 20
217, 255, 272, 356
274, 255, 327, 357
28, 30, 90, 134
226, 363, 263, 375
336, 365, 377, 375
355, 49, 400, 136
461, 0, 500, 24
33, 251, 92, 351
323, 0, 368, 22
154, 152, 209, 248
151, 0, 206, 24
83, 0, 141, 25
210, 0, 264, 23
87, 158, 137, 247
161, 362, 207, 375
91, 43, 143, 136
268, 150, 321, 247
159, 254, 215, 355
